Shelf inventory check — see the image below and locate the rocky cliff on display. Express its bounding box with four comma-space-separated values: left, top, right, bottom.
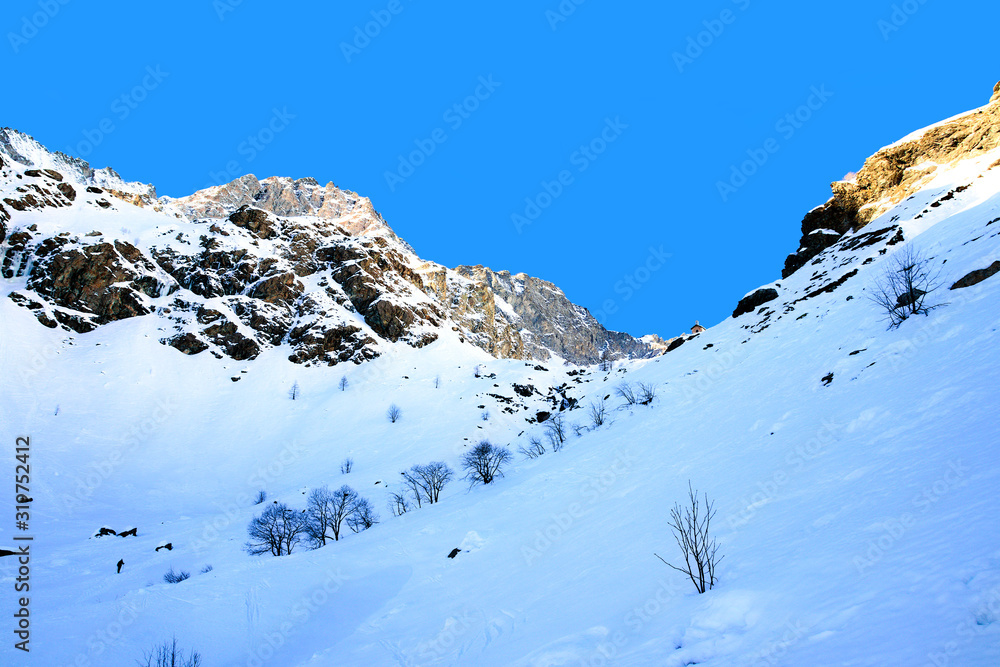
782, 81, 1000, 278
0, 129, 655, 366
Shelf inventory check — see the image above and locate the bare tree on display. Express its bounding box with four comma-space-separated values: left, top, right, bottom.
401, 462, 454, 505
655, 481, 723, 594
137, 637, 202, 667
869, 245, 944, 329
433, 375, 441, 389
544, 413, 567, 451
246, 502, 307, 557
289, 381, 300, 401
637, 382, 657, 406
388, 490, 411, 517
341, 457, 354, 474
599, 349, 614, 372
589, 400, 608, 427
616, 382, 638, 406
306, 485, 358, 546
518, 436, 546, 459
462, 441, 512, 486
387, 404, 402, 423
253, 489, 267, 505
339, 376, 349, 391
347, 497, 380, 533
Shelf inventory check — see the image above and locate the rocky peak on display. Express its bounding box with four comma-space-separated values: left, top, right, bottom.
453, 265, 657, 365
782, 81, 1000, 277
170, 175, 390, 238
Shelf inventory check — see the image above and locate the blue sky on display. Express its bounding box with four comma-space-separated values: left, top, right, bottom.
3, 0, 998, 339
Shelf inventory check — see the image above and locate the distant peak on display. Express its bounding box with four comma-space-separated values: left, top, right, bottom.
992, 81, 1000, 105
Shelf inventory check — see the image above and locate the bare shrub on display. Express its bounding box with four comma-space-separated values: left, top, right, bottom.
253, 489, 267, 505
200, 564, 213, 574
462, 441, 511, 486
655, 482, 723, 594
387, 404, 402, 423
589, 400, 608, 427
341, 457, 354, 474
163, 567, 190, 584
401, 462, 454, 505
481, 410, 490, 421
616, 382, 639, 406
637, 382, 657, 406
246, 502, 307, 556
869, 245, 944, 328
289, 381, 300, 401
518, 436, 546, 459
137, 637, 202, 667
434, 375, 441, 388
306, 485, 358, 546
388, 490, 411, 517
544, 413, 567, 451
572, 422, 587, 437
347, 497, 380, 533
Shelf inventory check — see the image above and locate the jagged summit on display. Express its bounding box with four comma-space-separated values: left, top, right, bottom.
0, 131, 656, 366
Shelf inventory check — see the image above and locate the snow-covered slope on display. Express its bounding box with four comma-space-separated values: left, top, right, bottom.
1, 90, 1000, 666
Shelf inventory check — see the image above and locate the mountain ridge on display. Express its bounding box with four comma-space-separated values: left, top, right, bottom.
0, 129, 657, 366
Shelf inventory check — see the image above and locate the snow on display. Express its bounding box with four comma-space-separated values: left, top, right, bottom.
2, 139, 1000, 666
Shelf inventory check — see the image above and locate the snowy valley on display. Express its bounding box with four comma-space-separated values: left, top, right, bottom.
1, 83, 1000, 666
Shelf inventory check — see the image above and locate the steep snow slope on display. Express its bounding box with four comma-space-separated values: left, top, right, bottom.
2, 128, 1000, 665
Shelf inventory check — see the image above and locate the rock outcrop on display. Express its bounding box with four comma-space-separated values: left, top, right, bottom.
782, 81, 1000, 277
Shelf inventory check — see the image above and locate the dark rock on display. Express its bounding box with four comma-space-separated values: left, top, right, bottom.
165, 333, 209, 355
733, 288, 779, 318
229, 205, 277, 239
447, 548, 461, 559
951, 261, 1000, 290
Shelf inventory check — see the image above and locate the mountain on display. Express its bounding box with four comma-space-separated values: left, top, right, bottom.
0, 130, 656, 367
1, 82, 999, 666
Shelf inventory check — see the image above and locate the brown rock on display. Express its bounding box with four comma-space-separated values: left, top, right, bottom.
951, 261, 1000, 290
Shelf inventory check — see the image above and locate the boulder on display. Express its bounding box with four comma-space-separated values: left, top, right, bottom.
733, 288, 779, 318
